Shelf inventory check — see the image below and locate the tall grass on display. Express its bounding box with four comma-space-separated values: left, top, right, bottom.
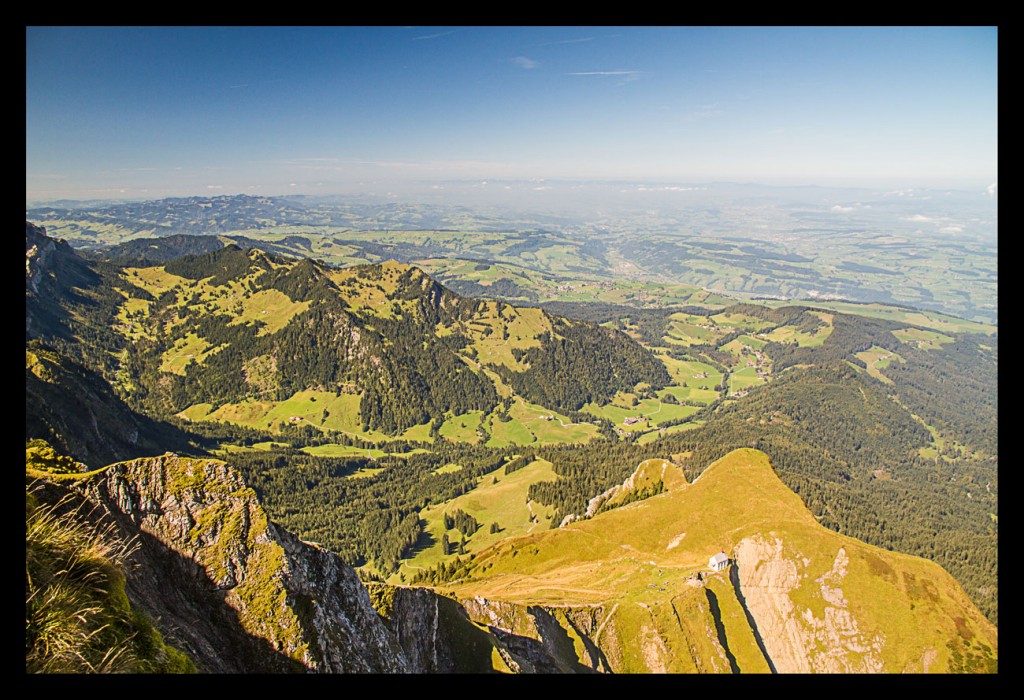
26, 486, 142, 673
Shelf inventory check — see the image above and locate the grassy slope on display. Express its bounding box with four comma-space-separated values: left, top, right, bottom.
440, 448, 997, 672
396, 459, 558, 581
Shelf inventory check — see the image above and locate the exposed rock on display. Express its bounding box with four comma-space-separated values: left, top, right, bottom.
733, 535, 885, 673
57, 453, 409, 673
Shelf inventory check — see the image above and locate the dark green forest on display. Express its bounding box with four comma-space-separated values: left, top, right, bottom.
493, 317, 671, 412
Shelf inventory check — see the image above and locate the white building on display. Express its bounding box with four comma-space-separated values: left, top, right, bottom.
709, 552, 729, 571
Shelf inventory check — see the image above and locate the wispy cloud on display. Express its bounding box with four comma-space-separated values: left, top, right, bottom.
567, 70, 642, 85
831, 205, 855, 213
355, 159, 515, 172
902, 214, 932, 222
206, 184, 223, 190
986, 182, 997, 198
540, 36, 596, 47
413, 29, 462, 41
568, 70, 640, 77
683, 102, 725, 121
229, 79, 284, 90
511, 56, 539, 69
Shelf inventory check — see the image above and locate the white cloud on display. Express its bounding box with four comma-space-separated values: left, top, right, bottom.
539, 37, 595, 47
511, 56, 539, 69
940, 225, 964, 234
902, 214, 932, 222
206, 185, 223, 190
568, 70, 640, 77
683, 102, 725, 121
986, 182, 997, 198
412, 29, 462, 41
831, 205, 855, 213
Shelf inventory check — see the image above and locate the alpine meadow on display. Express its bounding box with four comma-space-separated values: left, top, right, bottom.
26, 26, 997, 674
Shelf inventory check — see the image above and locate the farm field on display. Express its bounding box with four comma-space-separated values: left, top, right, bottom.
855, 346, 904, 384
655, 355, 723, 396
760, 312, 833, 347
777, 300, 995, 336
583, 394, 699, 432
892, 327, 955, 350
394, 458, 559, 582
489, 400, 601, 447
178, 390, 433, 443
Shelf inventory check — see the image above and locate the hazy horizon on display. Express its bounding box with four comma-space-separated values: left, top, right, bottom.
27, 26, 997, 203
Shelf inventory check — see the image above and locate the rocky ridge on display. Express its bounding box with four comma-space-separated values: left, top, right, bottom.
47, 452, 408, 672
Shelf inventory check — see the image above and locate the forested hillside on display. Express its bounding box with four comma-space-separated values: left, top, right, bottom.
25, 222, 998, 625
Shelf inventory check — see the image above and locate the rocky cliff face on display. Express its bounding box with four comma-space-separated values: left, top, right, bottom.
56, 453, 408, 673
25, 221, 100, 339
732, 535, 885, 673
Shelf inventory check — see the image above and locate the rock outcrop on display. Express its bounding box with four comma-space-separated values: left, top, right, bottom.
732, 535, 885, 673
25, 221, 100, 339
47, 453, 408, 673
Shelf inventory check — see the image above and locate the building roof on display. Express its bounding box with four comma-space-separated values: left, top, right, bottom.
709, 552, 729, 565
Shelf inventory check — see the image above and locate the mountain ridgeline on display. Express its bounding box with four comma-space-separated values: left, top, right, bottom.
53, 238, 667, 436
24, 221, 998, 673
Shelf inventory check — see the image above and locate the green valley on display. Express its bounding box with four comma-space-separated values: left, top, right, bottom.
26, 205, 998, 672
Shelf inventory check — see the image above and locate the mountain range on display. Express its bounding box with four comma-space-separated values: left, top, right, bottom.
25, 220, 997, 673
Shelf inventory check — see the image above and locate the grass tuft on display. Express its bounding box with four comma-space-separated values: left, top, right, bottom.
25, 484, 195, 673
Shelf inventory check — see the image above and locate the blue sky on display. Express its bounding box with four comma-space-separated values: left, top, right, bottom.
26, 26, 998, 202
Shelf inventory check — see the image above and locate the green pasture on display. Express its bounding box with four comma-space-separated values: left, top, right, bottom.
795, 301, 995, 336
583, 392, 698, 431
709, 311, 773, 332
159, 333, 219, 375
664, 314, 719, 345
179, 389, 432, 443
485, 412, 536, 447
891, 327, 954, 350
855, 346, 904, 384
656, 355, 723, 393
226, 289, 310, 335
122, 266, 189, 298
439, 411, 486, 444
728, 366, 764, 395
454, 303, 548, 371
396, 458, 559, 581
484, 400, 600, 447
114, 296, 154, 341
300, 444, 388, 459
760, 316, 832, 347
636, 421, 704, 444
